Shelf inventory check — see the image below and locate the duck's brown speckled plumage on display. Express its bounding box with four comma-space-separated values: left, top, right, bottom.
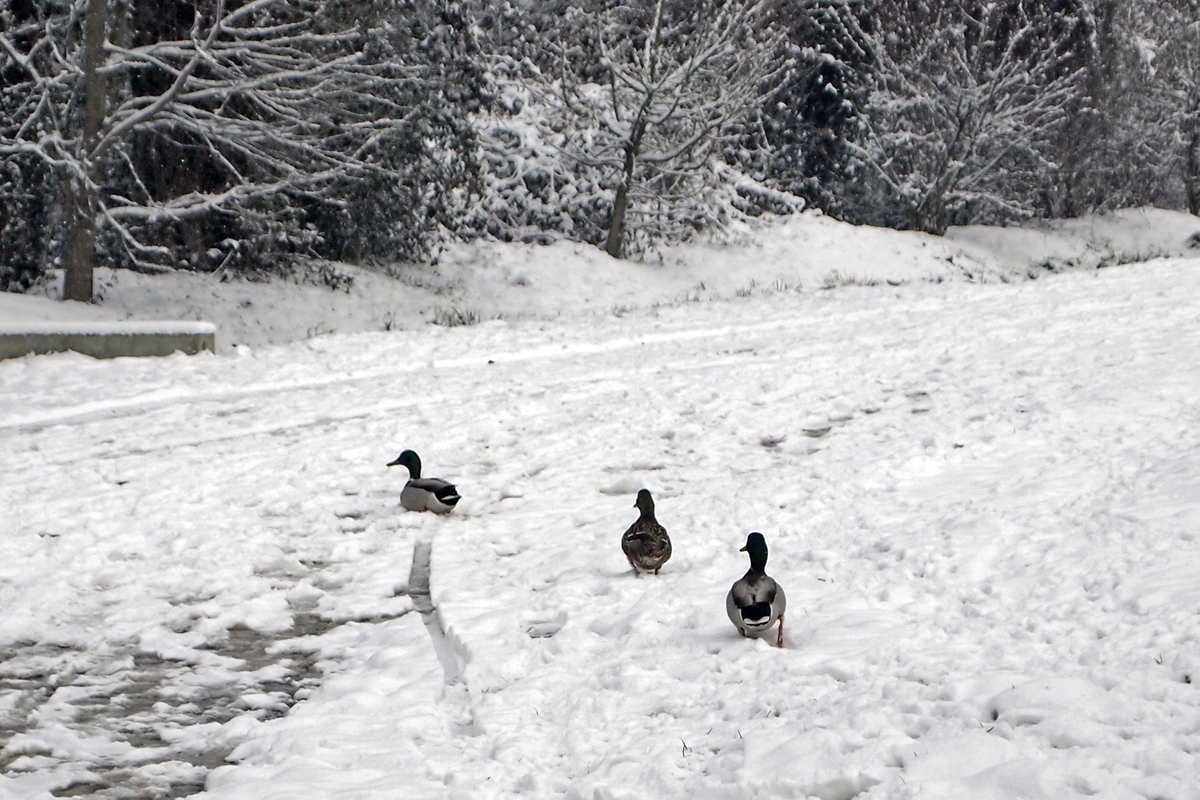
622, 489, 672, 575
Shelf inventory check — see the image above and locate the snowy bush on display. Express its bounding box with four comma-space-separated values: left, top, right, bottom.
814, 0, 1084, 234
760, 0, 1200, 231
457, 72, 614, 248
446, 0, 793, 260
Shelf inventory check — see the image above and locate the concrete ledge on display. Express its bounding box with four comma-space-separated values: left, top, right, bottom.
0, 321, 216, 360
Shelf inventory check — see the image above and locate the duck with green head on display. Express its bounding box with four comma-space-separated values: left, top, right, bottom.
387, 449, 460, 514
726, 532, 786, 647
621, 489, 672, 575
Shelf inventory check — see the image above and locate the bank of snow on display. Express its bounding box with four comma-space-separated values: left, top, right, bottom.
4, 208, 1198, 352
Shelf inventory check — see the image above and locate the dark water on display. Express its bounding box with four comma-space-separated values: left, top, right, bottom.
0, 537, 444, 800
0, 611, 338, 799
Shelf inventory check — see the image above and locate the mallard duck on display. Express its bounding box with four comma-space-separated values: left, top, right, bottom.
621, 489, 672, 574
727, 532, 786, 647
387, 450, 460, 514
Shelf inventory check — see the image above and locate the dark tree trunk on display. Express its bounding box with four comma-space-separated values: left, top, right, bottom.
63, 0, 107, 302
1187, 127, 1200, 217
605, 180, 630, 258
605, 143, 637, 259
63, 180, 96, 303
605, 119, 646, 259
914, 178, 951, 236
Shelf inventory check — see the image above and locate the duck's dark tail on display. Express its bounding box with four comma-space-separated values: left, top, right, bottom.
740, 602, 773, 628
436, 484, 461, 507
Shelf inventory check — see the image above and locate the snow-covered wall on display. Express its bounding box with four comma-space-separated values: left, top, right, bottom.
0, 321, 216, 360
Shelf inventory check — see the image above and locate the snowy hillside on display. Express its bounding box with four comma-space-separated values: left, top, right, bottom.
1, 212, 1199, 799
5, 208, 1199, 352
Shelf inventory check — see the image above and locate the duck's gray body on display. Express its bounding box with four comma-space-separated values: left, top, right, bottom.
727, 532, 786, 646
726, 572, 786, 633
622, 489, 671, 574
400, 477, 460, 514
388, 450, 460, 514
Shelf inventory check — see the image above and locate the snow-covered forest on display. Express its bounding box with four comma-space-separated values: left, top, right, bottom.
3, 0, 1200, 299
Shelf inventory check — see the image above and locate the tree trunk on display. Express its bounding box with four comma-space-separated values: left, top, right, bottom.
63, 180, 96, 302
1187, 127, 1200, 217
605, 180, 630, 258
913, 188, 948, 236
63, 0, 107, 302
606, 142, 638, 258
606, 121, 645, 259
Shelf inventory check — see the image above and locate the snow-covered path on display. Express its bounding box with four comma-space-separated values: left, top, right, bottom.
2, 260, 1199, 799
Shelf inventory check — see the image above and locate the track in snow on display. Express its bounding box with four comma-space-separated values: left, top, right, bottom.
405, 539, 478, 738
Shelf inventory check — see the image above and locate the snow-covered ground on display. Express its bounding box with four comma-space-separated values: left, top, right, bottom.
2, 209, 1199, 799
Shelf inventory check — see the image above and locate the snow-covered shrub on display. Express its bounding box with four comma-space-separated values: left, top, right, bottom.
457, 0, 800, 260
773, 0, 1200, 230
838, 0, 1084, 234
1112, 0, 1200, 215
457, 74, 613, 248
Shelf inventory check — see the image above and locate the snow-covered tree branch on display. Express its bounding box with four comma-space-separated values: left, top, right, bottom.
1, 0, 478, 299
534, 0, 791, 258
1138, 0, 1200, 214
813, 0, 1084, 234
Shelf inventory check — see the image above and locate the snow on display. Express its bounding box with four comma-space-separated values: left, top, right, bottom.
1, 209, 1199, 799
945, 207, 1200, 274
0, 292, 118, 324
8, 207, 1198, 353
